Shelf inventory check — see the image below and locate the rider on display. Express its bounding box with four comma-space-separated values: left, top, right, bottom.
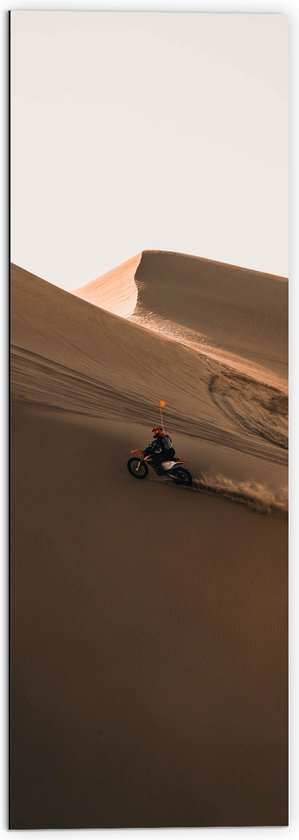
144, 427, 176, 466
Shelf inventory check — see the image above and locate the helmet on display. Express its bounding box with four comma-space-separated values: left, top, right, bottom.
151, 426, 164, 437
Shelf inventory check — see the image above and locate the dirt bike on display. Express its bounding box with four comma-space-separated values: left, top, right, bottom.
127, 449, 193, 486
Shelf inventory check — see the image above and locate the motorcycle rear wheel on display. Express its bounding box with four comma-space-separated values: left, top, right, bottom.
127, 458, 148, 479
171, 467, 192, 486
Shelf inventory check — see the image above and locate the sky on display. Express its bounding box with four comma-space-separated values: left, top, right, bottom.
11, 11, 288, 289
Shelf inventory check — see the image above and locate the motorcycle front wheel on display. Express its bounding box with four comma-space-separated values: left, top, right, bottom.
127, 458, 149, 479
171, 467, 192, 486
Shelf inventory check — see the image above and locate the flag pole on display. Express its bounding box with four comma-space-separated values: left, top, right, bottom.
159, 400, 166, 432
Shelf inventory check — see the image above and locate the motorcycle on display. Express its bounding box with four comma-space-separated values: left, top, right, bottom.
127, 449, 193, 486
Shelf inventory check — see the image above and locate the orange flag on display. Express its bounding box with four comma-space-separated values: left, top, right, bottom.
159, 400, 166, 408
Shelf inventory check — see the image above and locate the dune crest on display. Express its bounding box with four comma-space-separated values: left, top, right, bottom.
73, 252, 141, 317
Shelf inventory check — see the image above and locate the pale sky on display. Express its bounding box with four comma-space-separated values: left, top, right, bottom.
11, 11, 288, 289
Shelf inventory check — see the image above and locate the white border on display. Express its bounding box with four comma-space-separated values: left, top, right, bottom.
1, 1, 298, 838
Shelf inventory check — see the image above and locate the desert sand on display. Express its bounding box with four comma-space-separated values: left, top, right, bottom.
10, 252, 288, 828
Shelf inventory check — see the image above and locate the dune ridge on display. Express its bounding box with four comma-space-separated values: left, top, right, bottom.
73, 253, 141, 317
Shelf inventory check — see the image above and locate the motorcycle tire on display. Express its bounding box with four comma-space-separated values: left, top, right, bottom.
127, 458, 149, 479
171, 467, 192, 486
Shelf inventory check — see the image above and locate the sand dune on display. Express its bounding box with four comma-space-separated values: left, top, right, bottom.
11, 256, 288, 828
11, 264, 287, 476
74, 250, 288, 389
134, 251, 288, 381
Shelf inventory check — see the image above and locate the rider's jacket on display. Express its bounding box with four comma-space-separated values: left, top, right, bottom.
144, 435, 175, 461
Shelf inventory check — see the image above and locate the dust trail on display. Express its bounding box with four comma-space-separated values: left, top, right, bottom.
192, 474, 288, 515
